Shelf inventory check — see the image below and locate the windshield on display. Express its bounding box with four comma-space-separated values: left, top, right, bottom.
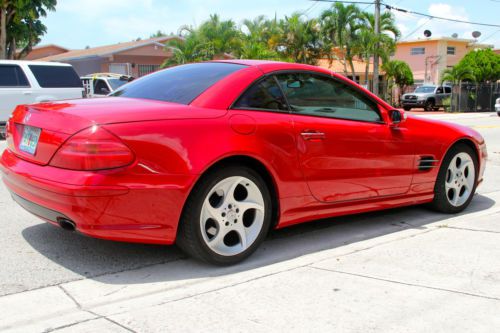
111, 62, 246, 104
414, 86, 435, 93
108, 78, 129, 90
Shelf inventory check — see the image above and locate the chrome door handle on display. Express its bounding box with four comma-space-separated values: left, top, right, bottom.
300, 131, 326, 141
22, 91, 32, 95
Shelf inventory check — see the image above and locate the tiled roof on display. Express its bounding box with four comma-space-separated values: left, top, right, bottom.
38, 36, 179, 61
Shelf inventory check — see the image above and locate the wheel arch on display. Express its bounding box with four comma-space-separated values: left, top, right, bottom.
179, 154, 281, 234
441, 137, 481, 171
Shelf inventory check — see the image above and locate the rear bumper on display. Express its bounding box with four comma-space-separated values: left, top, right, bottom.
1, 148, 196, 245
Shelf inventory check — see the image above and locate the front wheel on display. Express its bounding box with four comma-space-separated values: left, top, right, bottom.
424, 100, 435, 111
403, 106, 411, 111
431, 144, 478, 213
177, 166, 272, 265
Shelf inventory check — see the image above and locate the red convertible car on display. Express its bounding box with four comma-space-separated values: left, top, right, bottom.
0, 60, 487, 265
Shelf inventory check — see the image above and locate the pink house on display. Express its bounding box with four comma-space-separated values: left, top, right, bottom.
393, 37, 493, 85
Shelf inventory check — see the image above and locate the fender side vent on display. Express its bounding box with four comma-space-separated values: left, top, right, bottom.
418, 156, 439, 171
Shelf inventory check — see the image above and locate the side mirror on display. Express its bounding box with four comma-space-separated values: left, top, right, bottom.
390, 109, 406, 127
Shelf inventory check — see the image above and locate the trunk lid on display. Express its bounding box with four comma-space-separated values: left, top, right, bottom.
7, 97, 226, 165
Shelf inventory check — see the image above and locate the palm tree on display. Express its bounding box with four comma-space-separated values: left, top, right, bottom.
241, 15, 281, 60
354, 12, 400, 89
198, 14, 243, 59
279, 13, 322, 65
320, 3, 362, 81
382, 60, 413, 105
163, 14, 243, 66
440, 66, 475, 111
440, 66, 475, 85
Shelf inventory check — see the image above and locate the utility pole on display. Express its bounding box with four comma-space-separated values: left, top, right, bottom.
372, 0, 381, 96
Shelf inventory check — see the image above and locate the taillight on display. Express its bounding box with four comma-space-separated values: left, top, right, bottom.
49, 125, 134, 170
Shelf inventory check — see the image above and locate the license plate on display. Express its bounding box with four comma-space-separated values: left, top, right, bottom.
19, 126, 41, 155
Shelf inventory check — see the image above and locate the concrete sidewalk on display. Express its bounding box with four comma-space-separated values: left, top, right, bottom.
1, 190, 499, 333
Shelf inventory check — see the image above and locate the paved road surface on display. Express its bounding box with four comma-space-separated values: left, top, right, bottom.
0, 112, 499, 332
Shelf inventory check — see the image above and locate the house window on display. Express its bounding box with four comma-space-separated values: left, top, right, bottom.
447, 46, 456, 55
138, 64, 160, 77
410, 47, 425, 55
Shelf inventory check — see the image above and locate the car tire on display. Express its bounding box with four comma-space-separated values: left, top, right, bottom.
403, 106, 411, 111
433, 107, 440, 111
430, 143, 478, 214
424, 100, 435, 111
176, 165, 272, 265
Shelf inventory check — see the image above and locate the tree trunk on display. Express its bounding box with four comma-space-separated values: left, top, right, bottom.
7, 36, 15, 59
348, 58, 356, 83
364, 59, 369, 87
0, 6, 7, 59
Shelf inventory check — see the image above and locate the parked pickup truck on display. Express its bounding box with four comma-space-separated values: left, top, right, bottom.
81, 73, 133, 98
0, 60, 83, 139
402, 85, 452, 111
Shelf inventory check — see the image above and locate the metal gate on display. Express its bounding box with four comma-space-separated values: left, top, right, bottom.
138, 64, 160, 77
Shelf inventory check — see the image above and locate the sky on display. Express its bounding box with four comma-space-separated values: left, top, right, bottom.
39, 0, 500, 49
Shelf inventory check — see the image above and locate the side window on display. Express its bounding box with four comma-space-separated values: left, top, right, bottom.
94, 79, 110, 95
28, 65, 82, 88
233, 76, 288, 112
0, 65, 30, 87
275, 73, 382, 123
444, 87, 451, 94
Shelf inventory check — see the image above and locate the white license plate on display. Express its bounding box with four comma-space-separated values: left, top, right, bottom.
19, 126, 41, 155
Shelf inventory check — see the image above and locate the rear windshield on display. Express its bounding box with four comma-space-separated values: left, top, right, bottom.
29, 65, 82, 88
110, 62, 246, 104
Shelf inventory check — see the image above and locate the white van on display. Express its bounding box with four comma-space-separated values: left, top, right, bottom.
0, 60, 84, 139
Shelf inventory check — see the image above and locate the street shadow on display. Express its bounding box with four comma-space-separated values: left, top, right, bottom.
21, 193, 496, 285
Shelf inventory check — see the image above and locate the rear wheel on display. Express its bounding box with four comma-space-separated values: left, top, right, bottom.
433, 107, 440, 111
177, 166, 272, 265
424, 99, 435, 111
403, 106, 411, 111
431, 144, 478, 213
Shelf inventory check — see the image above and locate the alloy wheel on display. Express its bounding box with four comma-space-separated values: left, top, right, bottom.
444, 152, 475, 207
200, 176, 265, 256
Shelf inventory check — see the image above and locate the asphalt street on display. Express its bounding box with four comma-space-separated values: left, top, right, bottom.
0, 112, 499, 332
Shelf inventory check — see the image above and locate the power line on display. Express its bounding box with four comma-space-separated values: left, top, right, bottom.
479, 28, 500, 43
383, 3, 500, 28
402, 17, 432, 40
310, 1, 376, 5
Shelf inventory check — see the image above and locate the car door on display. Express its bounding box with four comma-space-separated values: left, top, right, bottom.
435, 86, 444, 106
0, 64, 33, 120
230, 75, 303, 198
275, 72, 415, 203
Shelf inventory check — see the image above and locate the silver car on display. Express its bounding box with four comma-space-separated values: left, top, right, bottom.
402, 85, 452, 111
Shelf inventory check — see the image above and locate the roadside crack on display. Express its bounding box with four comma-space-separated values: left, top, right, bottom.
443, 226, 500, 234
308, 266, 500, 302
